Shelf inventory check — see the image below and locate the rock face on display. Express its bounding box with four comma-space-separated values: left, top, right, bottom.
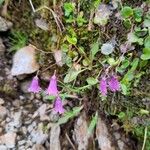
0, 106, 7, 120
0, 132, 17, 148
50, 125, 61, 150
0, 38, 5, 55
32, 144, 46, 150
96, 117, 115, 150
11, 45, 40, 76
73, 113, 89, 150
0, 16, 13, 31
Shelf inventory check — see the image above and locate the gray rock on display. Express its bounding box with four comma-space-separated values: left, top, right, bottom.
0, 145, 7, 150
0, 98, 4, 105
0, 17, 13, 31
18, 140, 26, 146
20, 80, 31, 93
18, 146, 25, 150
32, 144, 46, 150
35, 18, 49, 31
0, 132, 17, 148
96, 117, 115, 150
0, 106, 7, 120
12, 99, 21, 107
0, 38, 5, 55
8, 111, 22, 129
31, 128, 48, 144
21, 126, 27, 135
50, 125, 61, 150
117, 140, 125, 150
12, 111, 22, 128
27, 121, 37, 133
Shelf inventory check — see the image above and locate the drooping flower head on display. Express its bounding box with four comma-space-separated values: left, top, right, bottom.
28, 76, 41, 93
108, 75, 120, 92
46, 73, 58, 96
99, 77, 107, 96
54, 97, 64, 114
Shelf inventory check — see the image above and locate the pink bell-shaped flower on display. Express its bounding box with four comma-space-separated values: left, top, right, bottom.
28, 76, 41, 93
54, 97, 65, 114
46, 73, 58, 96
99, 77, 107, 96
108, 75, 120, 92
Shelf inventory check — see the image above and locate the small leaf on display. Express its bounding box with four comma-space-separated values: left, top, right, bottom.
63, 2, 75, 17
57, 106, 83, 125
118, 112, 126, 120
64, 67, 86, 83
88, 112, 98, 135
86, 77, 98, 85
121, 83, 128, 95
121, 6, 133, 18
133, 8, 143, 22
0, 0, 4, 6
139, 109, 149, 115
144, 36, 150, 48
66, 35, 77, 45
127, 32, 143, 45
90, 42, 99, 60
141, 54, 150, 60
130, 58, 139, 71
143, 19, 150, 27
141, 48, 150, 60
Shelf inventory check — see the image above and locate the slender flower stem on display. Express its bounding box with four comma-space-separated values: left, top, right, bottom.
142, 126, 148, 150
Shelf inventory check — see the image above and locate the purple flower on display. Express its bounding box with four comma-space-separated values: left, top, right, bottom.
46, 74, 58, 96
108, 75, 120, 92
28, 76, 41, 93
54, 97, 64, 114
99, 77, 107, 96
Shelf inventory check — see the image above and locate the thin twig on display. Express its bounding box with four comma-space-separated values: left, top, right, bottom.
65, 133, 76, 150
142, 126, 148, 150
88, 10, 94, 31
35, 6, 65, 32
29, 44, 53, 54
28, 0, 35, 12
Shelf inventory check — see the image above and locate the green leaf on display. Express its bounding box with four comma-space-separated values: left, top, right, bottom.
143, 19, 150, 27
123, 19, 131, 28
0, 0, 4, 6
64, 69, 81, 83
135, 27, 147, 37
63, 2, 75, 17
139, 109, 149, 115
57, 106, 83, 125
86, 77, 98, 85
144, 36, 150, 48
66, 35, 77, 45
118, 112, 126, 120
76, 12, 87, 27
121, 6, 133, 18
130, 58, 139, 71
121, 83, 128, 95
88, 112, 98, 135
90, 42, 99, 60
121, 59, 130, 69
141, 48, 150, 60
107, 57, 119, 66
133, 8, 143, 22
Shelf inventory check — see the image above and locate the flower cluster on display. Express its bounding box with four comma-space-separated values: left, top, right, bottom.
99, 75, 120, 96
28, 72, 64, 114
